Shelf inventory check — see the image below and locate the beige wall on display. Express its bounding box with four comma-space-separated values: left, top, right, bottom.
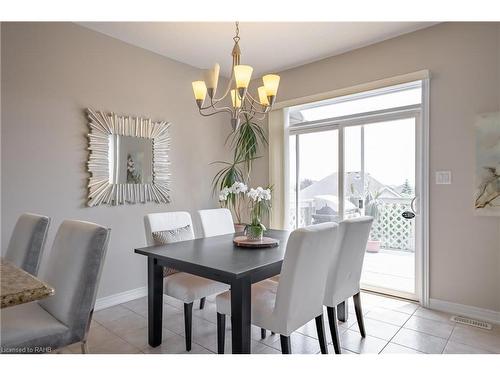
264, 22, 500, 311
1, 22, 230, 299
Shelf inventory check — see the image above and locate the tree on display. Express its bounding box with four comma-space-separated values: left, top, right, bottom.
401, 179, 413, 196
300, 178, 314, 190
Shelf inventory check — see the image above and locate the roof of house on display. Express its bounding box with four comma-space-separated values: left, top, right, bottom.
300, 172, 393, 200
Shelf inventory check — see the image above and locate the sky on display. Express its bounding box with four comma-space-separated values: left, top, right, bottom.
295, 118, 416, 188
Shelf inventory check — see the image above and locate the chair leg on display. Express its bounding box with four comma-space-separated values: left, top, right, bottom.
327, 306, 341, 354
261, 328, 267, 339
315, 314, 329, 354
353, 292, 366, 338
337, 300, 348, 322
199, 297, 206, 310
217, 313, 226, 354
81, 341, 89, 354
280, 335, 291, 354
184, 302, 193, 351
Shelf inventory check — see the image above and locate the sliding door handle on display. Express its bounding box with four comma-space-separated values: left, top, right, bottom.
410, 197, 417, 214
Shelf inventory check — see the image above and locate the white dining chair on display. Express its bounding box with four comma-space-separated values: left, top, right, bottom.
4, 213, 51, 275
215, 222, 339, 354
1, 220, 110, 353
144, 211, 229, 351
323, 216, 373, 354
197, 208, 235, 237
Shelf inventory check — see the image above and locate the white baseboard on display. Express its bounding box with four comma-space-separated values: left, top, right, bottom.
429, 298, 500, 325
94, 286, 148, 311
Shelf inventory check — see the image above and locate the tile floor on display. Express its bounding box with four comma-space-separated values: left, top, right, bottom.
59, 292, 500, 354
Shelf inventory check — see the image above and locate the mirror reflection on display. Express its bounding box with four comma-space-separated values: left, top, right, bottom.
109, 135, 153, 184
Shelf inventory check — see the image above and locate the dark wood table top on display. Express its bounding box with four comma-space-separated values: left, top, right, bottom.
0, 258, 54, 309
135, 229, 290, 281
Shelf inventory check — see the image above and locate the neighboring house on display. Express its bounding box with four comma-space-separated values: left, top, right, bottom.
377, 186, 403, 199
300, 171, 393, 202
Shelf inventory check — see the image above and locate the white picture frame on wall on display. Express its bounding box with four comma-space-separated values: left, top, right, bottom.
474, 112, 500, 216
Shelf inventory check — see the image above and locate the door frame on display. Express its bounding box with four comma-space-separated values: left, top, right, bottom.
285, 81, 430, 305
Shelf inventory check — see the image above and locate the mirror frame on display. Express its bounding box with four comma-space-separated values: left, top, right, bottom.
86, 108, 171, 206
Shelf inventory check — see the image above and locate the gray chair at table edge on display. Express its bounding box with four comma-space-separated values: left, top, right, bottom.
4, 213, 51, 276
0, 219, 111, 354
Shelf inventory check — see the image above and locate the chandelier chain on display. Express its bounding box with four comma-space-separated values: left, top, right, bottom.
233, 21, 240, 44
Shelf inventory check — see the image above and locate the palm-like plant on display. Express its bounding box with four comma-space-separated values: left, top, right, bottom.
229, 113, 267, 182
212, 114, 268, 223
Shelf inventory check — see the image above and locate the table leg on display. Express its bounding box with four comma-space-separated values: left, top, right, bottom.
148, 257, 163, 347
230, 277, 251, 354
337, 300, 348, 322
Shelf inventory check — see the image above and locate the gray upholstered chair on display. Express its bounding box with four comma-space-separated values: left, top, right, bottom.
0, 220, 111, 354
144, 211, 229, 351
4, 213, 51, 275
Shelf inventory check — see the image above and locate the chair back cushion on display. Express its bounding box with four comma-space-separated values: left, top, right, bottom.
4, 213, 50, 275
274, 222, 338, 334
323, 217, 373, 306
145, 212, 195, 276
144, 211, 194, 246
197, 208, 235, 237
39, 220, 110, 339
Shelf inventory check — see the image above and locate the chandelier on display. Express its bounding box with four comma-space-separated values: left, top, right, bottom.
191, 22, 280, 130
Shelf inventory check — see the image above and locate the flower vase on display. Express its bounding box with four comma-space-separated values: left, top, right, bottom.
246, 223, 264, 241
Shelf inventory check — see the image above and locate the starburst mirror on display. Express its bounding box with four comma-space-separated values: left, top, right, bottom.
86, 108, 171, 206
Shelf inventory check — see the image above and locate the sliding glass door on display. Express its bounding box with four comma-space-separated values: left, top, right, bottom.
344, 118, 417, 298
286, 81, 424, 301
288, 129, 339, 229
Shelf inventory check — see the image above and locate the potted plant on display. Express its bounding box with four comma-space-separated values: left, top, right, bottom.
365, 189, 383, 253
246, 187, 272, 240
212, 113, 268, 230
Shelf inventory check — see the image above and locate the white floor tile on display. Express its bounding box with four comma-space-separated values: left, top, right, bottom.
117, 326, 178, 350
102, 312, 147, 337
88, 336, 142, 354
443, 340, 494, 354
340, 330, 387, 354
449, 325, 500, 353
351, 317, 400, 341
412, 307, 453, 323
143, 333, 212, 354
255, 345, 282, 354
93, 305, 136, 325
82, 295, 498, 355
270, 332, 322, 354
251, 325, 281, 345
365, 307, 411, 326
391, 328, 447, 353
381, 343, 423, 354
403, 315, 455, 339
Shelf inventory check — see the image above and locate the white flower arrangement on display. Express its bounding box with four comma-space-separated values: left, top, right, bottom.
218, 182, 248, 202
217, 183, 271, 227
247, 187, 272, 202
218, 187, 231, 202
218, 182, 249, 224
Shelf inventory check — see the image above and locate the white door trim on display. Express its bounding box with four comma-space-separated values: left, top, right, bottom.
282, 78, 430, 305
419, 77, 431, 307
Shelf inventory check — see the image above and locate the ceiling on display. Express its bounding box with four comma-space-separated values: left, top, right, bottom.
78, 22, 437, 77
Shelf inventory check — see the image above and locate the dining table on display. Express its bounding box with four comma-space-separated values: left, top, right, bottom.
0, 258, 54, 309
135, 229, 348, 354
135, 229, 290, 353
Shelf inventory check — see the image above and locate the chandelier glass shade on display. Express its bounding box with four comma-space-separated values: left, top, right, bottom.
191, 22, 280, 130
